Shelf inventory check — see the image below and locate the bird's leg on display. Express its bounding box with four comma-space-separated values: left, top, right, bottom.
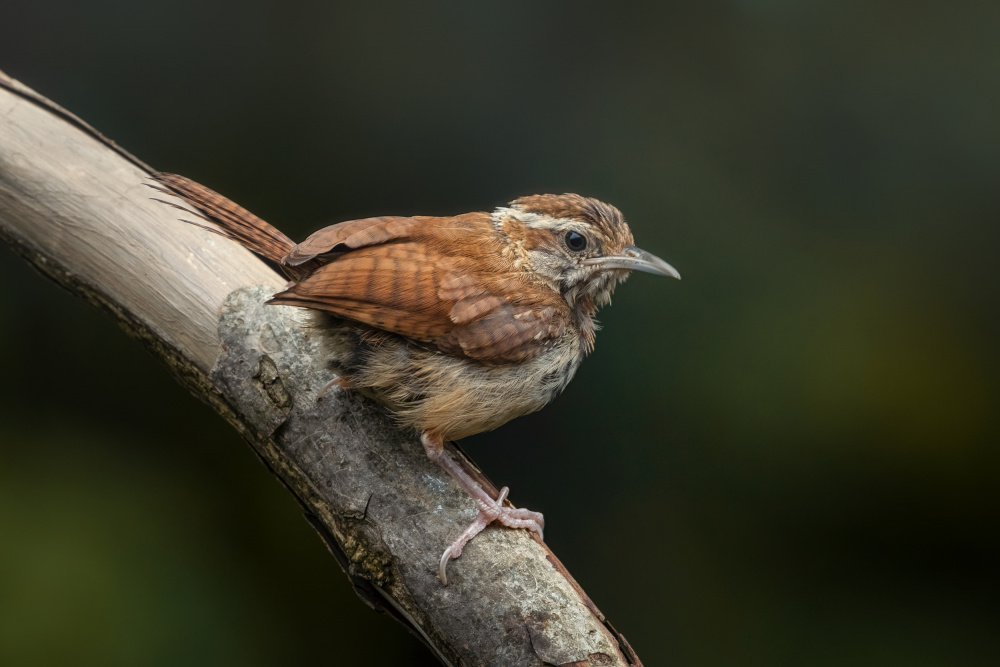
420, 432, 545, 584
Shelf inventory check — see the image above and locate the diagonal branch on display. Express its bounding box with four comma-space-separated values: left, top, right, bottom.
0, 69, 641, 667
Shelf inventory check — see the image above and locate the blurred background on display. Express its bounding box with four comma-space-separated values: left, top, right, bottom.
1, 1, 998, 665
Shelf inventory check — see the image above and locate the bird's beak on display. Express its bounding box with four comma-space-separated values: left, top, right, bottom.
585, 245, 681, 279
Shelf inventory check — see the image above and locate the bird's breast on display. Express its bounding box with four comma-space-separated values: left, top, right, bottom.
336, 322, 585, 441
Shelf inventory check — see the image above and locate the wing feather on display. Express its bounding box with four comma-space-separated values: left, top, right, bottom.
442, 305, 566, 362
283, 216, 422, 266
270, 215, 572, 363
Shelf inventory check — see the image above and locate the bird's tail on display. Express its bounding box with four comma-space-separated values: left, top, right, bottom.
150, 172, 300, 273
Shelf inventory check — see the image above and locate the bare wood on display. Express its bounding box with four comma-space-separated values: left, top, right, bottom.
0, 70, 641, 667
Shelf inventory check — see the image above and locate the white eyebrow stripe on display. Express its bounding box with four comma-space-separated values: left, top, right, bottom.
491, 207, 590, 233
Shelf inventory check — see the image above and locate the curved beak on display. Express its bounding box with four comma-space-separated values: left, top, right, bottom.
585, 245, 681, 280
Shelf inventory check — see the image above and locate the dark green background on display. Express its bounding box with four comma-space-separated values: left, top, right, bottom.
1, 1, 997, 665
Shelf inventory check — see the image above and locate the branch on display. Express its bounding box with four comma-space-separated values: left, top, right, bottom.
0, 69, 642, 667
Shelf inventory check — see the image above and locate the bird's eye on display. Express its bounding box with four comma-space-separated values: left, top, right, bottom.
565, 231, 588, 252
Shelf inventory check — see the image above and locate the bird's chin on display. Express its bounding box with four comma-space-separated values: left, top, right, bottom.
587, 270, 629, 308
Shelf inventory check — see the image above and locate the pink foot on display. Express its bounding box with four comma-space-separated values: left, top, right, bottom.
420, 432, 544, 585
437, 485, 544, 584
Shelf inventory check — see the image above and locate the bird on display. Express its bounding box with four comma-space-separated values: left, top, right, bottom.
150, 172, 680, 584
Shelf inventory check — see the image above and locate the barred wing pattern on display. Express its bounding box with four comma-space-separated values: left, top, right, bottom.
270, 214, 570, 363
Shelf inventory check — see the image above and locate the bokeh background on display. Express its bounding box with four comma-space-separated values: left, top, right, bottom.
1, 1, 998, 665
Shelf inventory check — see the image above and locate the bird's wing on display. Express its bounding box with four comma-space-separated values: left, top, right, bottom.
439, 301, 568, 363
270, 220, 570, 363
282, 216, 423, 266
271, 242, 456, 342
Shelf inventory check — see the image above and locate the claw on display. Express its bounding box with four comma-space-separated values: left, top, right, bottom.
316, 376, 350, 400
437, 484, 544, 585
421, 432, 545, 585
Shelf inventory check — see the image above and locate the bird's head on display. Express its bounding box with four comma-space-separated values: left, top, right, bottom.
493, 194, 680, 314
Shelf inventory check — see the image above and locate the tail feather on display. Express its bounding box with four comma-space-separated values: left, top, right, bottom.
150, 172, 301, 274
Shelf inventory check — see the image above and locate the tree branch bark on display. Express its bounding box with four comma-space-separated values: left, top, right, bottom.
0, 69, 642, 667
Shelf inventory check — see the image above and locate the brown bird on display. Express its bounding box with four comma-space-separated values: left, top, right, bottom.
151, 173, 680, 583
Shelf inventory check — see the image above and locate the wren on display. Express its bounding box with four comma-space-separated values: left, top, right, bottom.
151, 173, 680, 584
